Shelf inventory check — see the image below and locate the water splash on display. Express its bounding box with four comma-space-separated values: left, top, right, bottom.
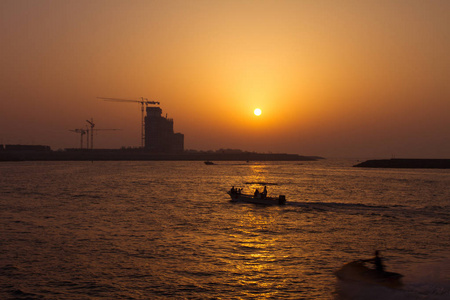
334, 260, 450, 300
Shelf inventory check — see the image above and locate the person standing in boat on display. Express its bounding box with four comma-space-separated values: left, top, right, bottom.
261, 186, 267, 199
363, 250, 384, 272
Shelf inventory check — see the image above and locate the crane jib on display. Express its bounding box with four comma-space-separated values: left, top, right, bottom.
97, 96, 161, 147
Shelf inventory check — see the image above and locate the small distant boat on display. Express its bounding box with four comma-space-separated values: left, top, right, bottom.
227, 190, 286, 205
204, 161, 215, 165
334, 260, 403, 288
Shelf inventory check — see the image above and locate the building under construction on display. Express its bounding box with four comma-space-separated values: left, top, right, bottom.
145, 107, 184, 153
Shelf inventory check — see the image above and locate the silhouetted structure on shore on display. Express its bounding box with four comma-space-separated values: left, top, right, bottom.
1, 144, 51, 151
145, 107, 184, 153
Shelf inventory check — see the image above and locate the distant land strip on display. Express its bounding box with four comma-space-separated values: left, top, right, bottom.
0, 149, 322, 162
354, 159, 450, 169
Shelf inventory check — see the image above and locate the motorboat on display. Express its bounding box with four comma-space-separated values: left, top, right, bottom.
227, 190, 286, 205
204, 161, 215, 165
334, 260, 403, 288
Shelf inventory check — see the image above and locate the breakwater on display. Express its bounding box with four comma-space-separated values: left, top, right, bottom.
354, 159, 450, 169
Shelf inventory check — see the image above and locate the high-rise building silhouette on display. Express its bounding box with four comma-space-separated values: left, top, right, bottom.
145, 107, 184, 153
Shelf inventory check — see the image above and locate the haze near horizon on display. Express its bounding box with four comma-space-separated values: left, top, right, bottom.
1, 0, 449, 158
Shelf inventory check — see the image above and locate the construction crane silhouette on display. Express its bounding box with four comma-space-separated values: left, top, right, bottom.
69, 128, 87, 149
85, 118, 121, 150
70, 119, 120, 150
86, 119, 95, 150
97, 97, 160, 148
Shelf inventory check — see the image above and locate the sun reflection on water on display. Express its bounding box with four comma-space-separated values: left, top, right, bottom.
224, 208, 292, 298
245, 164, 271, 193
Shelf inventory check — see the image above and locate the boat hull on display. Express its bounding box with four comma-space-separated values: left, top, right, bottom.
334, 260, 403, 288
227, 191, 286, 205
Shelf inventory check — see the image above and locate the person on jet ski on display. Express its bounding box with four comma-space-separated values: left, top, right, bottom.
363, 250, 384, 272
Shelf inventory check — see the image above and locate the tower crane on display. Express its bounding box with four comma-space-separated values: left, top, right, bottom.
97, 97, 160, 148
70, 119, 120, 150
86, 119, 95, 150
69, 128, 87, 149
85, 118, 121, 150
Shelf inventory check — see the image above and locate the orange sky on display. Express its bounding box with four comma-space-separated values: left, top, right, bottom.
1, 0, 449, 158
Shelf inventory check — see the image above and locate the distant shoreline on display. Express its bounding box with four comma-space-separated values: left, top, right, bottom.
354, 159, 450, 169
0, 150, 322, 162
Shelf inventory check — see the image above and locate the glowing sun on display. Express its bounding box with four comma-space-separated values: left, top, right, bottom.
254, 108, 262, 116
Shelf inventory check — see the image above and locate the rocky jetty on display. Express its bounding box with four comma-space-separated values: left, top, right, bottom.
354, 159, 450, 169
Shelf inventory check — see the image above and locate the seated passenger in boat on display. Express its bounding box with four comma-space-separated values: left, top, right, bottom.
254, 189, 260, 198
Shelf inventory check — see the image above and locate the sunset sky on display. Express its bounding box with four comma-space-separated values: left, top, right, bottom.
1, 0, 449, 158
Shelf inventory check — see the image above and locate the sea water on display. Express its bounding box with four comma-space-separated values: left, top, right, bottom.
0, 160, 449, 299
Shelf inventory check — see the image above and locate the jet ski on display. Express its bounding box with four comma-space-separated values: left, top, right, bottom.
334, 260, 403, 288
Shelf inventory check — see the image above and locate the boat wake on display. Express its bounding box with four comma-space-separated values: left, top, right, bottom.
286, 201, 449, 222
334, 258, 450, 300
335, 279, 450, 300
287, 201, 386, 211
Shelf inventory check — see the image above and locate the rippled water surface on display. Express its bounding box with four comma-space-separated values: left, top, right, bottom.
1, 160, 449, 299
